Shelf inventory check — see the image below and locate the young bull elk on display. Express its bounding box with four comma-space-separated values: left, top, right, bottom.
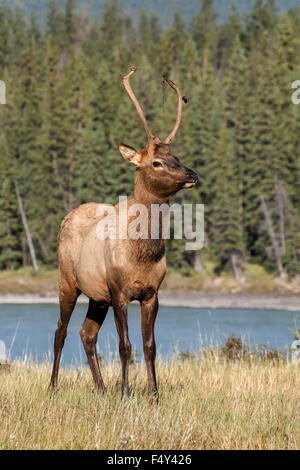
50, 67, 198, 402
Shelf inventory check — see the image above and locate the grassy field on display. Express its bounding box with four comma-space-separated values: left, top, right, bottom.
0, 264, 299, 296
0, 354, 299, 450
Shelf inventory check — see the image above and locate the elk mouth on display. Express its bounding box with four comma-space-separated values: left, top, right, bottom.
183, 181, 197, 188
181, 173, 198, 188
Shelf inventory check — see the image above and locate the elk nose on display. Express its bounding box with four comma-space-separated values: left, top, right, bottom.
192, 172, 198, 184
187, 169, 198, 183
182, 168, 198, 188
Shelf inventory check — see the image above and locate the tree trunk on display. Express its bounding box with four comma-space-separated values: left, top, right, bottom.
275, 178, 286, 255
37, 236, 49, 259
260, 195, 286, 279
15, 181, 39, 275
21, 237, 27, 267
230, 252, 244, 283
193, 251, 204, 273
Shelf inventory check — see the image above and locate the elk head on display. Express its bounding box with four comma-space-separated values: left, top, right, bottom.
118, 67, 198, 200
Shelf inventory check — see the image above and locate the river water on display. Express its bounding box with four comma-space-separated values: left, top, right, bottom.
0, 303, 299, 366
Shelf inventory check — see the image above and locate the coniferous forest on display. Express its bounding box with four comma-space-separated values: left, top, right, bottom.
0, 0, 299, 281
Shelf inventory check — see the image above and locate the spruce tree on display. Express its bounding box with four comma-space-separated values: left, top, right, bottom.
210, 122, 245, 280
65, 0, 76, 46
190, 0, 218, 57
0, 136, 22, 269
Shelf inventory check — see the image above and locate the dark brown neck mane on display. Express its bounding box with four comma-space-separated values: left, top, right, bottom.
129, 171, 169, 263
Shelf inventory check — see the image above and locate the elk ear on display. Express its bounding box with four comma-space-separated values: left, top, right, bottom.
118, 142, 141, 167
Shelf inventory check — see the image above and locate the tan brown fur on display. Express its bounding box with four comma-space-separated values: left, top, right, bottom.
50, 70, 198, 402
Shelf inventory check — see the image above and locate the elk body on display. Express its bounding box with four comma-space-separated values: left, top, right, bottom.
50, 68, 198, 402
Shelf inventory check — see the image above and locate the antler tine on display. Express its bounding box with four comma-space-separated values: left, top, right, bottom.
122, 67, 155, 144
163, 76, 183, 144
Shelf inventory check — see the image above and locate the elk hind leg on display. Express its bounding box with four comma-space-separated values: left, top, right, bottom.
50, 285, 79, 390
113, 298, 131, 399
80, 299, 109, 392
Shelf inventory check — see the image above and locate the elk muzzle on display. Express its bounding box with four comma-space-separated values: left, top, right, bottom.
181, 168, 198, 188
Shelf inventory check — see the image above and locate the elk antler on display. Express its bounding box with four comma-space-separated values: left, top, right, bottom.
122, 67, 155, 145
163, 76, 183, 144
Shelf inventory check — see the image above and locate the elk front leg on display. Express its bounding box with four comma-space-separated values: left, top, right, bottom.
80, 299, 109, 393
141, 294, 159, 403
113, 298, 131, 399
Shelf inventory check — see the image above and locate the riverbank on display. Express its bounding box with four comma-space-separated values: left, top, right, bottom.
0, 267, 299, 311
0, 292, 299, 311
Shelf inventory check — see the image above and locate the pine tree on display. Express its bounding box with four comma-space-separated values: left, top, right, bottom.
210, 123, 245, 280
245, 35, 286, 276
28, 13, 42, 45
2, 37, 42, 267
0, 136, 22, 269
273, 14, 300, 275
223, 37, 252, 267
100, 0, 124, 63
246, 0, 277, 47
156, 34, 172, 76
215, 5, 245, 70
30, 35, 68, 265
138, 9, 151, 53
46, 0, 59, 36
190, 0, 218, 57
65, 0, 76, 46
166, 8, 187, 72
0, 3, 10, 69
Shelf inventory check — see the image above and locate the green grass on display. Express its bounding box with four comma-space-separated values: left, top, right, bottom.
0, 355, 299, 450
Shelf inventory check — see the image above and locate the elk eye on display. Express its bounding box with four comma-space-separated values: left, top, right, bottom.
153, 161, 162, 168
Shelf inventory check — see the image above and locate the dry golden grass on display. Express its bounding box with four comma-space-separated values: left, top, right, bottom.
0, 356, 299, 450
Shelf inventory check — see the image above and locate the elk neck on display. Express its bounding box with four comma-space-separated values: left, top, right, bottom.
128, 170, 170, 263
133, 169, 170, 206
